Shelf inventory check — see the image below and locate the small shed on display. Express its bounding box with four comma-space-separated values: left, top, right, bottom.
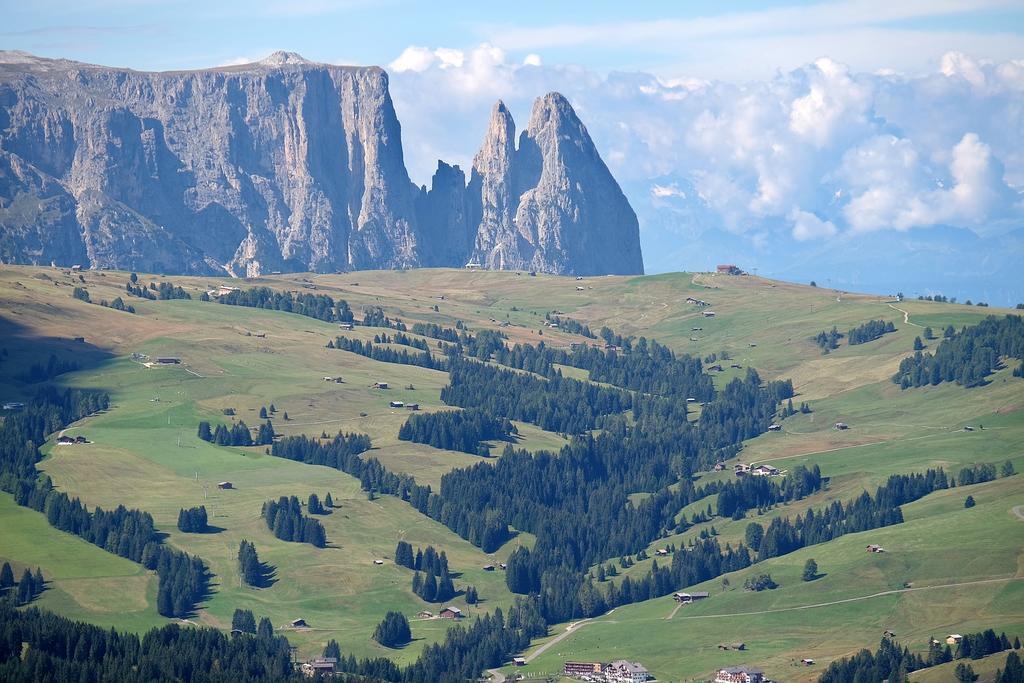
290, 618, 308, 628
57, 435, 75, 445
373, 382, 389, 389
406, 403, 420, 410
513, 657, 527, 666
217, 481, 233, 490
373, 559, 385, 565
389, 401, 404, 408
835, 422, 849, 430
947, 634, 963, 645
483, 564, 495, 571
439, 606, 462, 619
767, 424, 782, 432
417, 610, 434, 618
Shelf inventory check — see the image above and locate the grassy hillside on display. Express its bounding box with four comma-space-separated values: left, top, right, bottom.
0, 264, 1020, 677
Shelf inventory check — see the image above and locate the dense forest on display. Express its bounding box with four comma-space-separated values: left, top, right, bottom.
261, 496, 327, 548
398, 408, 515, 455
217, 286, 354, 323
893, 315, 1024, 388
0, 603, 299, 682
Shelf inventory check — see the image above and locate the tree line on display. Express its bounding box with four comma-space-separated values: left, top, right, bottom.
545, 313, 596, 338
217, 286, 354, 323
812, 327, 842, 353
398, 409, 515, 455
328, 336, 447, 371
893, 315, 1023, 389
261, 496, 326, 548
198, 420, 275, 447
15, 353, 80, 384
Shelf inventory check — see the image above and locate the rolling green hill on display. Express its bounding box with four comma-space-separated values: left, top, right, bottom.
0, 265, 1020, 680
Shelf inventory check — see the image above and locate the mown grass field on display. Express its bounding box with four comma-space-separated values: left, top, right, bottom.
0, 264, 1021, 678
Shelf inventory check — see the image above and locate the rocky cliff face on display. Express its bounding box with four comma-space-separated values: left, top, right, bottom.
0, 51, 642, 275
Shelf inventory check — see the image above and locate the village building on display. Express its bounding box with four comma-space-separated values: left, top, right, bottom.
866, 544, 885, 553
564, 661, 607, 678
373, 559, 385, 565
673, 591, 710, 603
801, 658, 816, 666
713, 462, 726, 472
218, 285, 240, 296
752, 464, 780, 477
513, 656, 527, 666
290, 618, 308, 628
416, 610, 433, 618
767, 424, 781, 432
703, 310, 717, 317
716, 265, 744, 275
608, 660, 649, 682
439, 606, 462, 619
57, 435, 75, 445
406, 403, 420, 410
155, 357, 181, 365
301, 657, 338, 678
338, 322, 354, 330
947, 634, 963, 645
373, 381, 389, 389
483, 564, 495, 571
389, 401, 404, 408
714, 666, 764, 683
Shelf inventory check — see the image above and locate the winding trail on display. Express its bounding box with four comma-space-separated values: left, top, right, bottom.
888, 303, 922, 328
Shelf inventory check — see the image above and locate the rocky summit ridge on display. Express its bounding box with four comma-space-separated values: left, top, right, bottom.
0, 51, 643, 276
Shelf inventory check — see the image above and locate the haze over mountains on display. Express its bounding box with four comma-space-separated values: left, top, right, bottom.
0, 51, 642, 276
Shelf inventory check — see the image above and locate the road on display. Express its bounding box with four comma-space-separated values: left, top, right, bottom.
670, 576, 1021, 621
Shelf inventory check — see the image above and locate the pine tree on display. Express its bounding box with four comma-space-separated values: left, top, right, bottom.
0, 562, 13, 591
965, 495, 976, 508
466, 586, 478, 605
259, 406, 268, 419
802, 558, 818, 581
257, 617, 274, 639
324, 639, 341, 660
325, 492, 334, 508
197, 421, 212, 441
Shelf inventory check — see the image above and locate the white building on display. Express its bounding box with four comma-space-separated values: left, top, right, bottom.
608, 660, 649, 683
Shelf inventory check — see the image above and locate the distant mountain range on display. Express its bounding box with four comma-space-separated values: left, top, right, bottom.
0, 51, 643, 276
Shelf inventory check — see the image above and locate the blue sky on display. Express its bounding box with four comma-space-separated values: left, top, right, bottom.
3, 1, 1024, 303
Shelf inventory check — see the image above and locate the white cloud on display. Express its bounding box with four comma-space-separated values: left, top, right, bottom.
651, 184, 686, 199
523, 53, 542, 67
389, 46, 436, 73
791, 209, 838, 241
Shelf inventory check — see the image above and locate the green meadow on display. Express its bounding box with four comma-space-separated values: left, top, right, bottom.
0, 265, 1020, 679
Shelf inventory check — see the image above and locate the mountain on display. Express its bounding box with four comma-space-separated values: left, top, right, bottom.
0, 51, 643, 276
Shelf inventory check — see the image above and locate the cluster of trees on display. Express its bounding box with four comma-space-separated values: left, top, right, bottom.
230, 608, 275, 638
395, 542, 457, 603
15, 353, 80, 383
398, 409, 515, 455
269, 432, 371, 471
813, 327, 843, 353
744, 573, 778, 591
328, 336, 446, 371
99, 296, 136, 313
958, 463, 997, 486
820, 632, 1022, 683
217, 286, 354, 323
848, 319, 897, 345
197, 420, 274, 446
373, 611, 412, 647
261, 496, 326, 547
237, 540, 268, 587
411, 565, 455, 603
375, 331, 430, 350
176, 506, 208, 533
72, 286, 90, 302
545, 314, 596, 338
125, 277, 191, 300
714, 464, 824, 519
0, 563, 45, 605
0, 603, 298, 682
893, 315, 1023, 389
306, 492, 332, 515
0, 389, 208, 619
362, 306, 406, 330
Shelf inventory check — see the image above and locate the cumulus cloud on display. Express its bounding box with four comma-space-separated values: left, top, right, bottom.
791, 209, 838, 241
388, 45, 1023, 250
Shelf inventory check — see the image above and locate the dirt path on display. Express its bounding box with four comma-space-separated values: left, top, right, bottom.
526, 609, 618, 663
671, 576, 1020, 621
666, 601, 683, 620
888, 303, 922, 328
1012, 505, 1024, 521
